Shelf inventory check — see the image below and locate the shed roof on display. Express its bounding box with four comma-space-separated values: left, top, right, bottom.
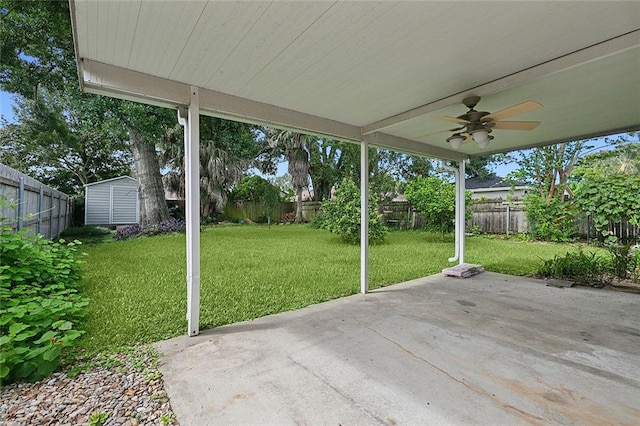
83, 176, 138, 187
70, 1, 640, 160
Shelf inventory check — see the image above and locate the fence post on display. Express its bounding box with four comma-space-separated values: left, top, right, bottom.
38, 185, 44, 235
56, 195, 61, 239
64, 197, 71, 229
506, 203, 510, 236
17, 177, 24, 231
49, 192, 54, 239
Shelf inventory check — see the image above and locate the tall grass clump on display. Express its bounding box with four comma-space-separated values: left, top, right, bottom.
536, 248, 609, 287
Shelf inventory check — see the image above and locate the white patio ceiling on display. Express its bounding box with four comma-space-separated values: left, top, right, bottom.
70, 1, 640, 161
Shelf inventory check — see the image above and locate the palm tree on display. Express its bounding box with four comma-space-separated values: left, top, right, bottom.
266, 130, 312, 222
161, 122, 251, 219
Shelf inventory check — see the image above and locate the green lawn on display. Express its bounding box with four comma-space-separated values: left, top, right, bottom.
80, 225, 577, 351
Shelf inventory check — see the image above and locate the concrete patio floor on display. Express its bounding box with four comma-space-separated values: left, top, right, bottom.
155, 272, 640, 425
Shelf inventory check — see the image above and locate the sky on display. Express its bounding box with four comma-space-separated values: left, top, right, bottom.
0, 90, 16, 123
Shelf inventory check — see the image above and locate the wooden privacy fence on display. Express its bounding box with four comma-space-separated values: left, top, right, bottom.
467, 199, 638, 241
222, 197, 637, 241
224, 200, 296, 223
467, 199, 528, 235
575, 214, 639, 243
0, 164, 72, 239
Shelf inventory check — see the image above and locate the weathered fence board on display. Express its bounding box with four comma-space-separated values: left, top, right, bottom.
468, 199, 528, 235
0, 164, 71, 239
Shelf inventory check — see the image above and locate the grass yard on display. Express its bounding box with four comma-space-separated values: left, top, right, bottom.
80, 225, 577, 351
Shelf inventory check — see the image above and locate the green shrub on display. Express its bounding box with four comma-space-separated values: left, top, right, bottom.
1, 212, 87, 383
317, 179, 387, 244
536, 249, 608, 287
404, 175, 472, 234
575, 174, 640, 244
524, 193, 576, 242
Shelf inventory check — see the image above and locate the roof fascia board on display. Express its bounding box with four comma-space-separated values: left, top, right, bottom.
84, 176, 138, 187
69, 0, 83, 92
363, 29, 640, 136
364, 132, 468, 161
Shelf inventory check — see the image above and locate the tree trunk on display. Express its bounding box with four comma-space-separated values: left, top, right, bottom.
129, 129, 169, 227
295, 189, 303, 223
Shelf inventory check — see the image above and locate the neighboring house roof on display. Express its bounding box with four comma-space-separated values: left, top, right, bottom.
465, 176, 527, 190
84, 176, 138, 187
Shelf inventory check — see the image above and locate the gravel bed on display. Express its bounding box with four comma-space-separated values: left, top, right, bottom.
0, 346, 177, 425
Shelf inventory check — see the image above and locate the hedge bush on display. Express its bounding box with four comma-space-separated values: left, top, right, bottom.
317, 178, 387, 244
404, 175, 472, 235
1, 224, 87, 383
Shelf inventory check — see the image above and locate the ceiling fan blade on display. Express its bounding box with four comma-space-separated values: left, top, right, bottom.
492, 121, 541, 130
433, 115, 470, 124
484, 101, 542, 121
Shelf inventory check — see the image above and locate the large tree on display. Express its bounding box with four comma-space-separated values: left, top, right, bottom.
0, 88, 131, 194
307, 139, 359, 202
506, 141, 598, 201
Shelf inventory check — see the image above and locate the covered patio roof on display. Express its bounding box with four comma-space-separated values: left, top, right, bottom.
70, 1, 640, 336
71, 1, 640, 160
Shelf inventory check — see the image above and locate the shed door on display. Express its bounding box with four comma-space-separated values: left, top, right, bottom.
111, 186, 139, 224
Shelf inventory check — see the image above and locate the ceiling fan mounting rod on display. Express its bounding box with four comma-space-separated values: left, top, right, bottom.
462, 95, 481, 109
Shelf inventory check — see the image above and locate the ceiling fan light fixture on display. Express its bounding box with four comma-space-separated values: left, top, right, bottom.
447, 134, 464, 149
472, 129, 489, 144
476, 137, 490, 149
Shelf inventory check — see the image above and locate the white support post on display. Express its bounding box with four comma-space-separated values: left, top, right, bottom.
444, 163, 460, 263
185, 86, 200, 336
360, 140, 369, 294
458, 160, 466, 265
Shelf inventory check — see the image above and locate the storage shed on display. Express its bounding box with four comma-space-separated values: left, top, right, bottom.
84, 176, 139, 225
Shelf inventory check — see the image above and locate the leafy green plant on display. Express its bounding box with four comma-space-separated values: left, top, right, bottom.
316, 178, 387, 244
160, 413, 176, 425
524, 193, 576, 242
88, 410, 110, 426
575, 174, 640, 244
404, 175, 472, 235
536, 249, 609, 287
608, 243, 638, 281
0, 199, 87, 383
632, 249, 640, 284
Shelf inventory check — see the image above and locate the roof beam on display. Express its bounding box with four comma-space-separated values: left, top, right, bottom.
363, 29, 640, 136
364, 132, 467, 161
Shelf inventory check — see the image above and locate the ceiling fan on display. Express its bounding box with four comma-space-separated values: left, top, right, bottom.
422, 96, 542, 149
